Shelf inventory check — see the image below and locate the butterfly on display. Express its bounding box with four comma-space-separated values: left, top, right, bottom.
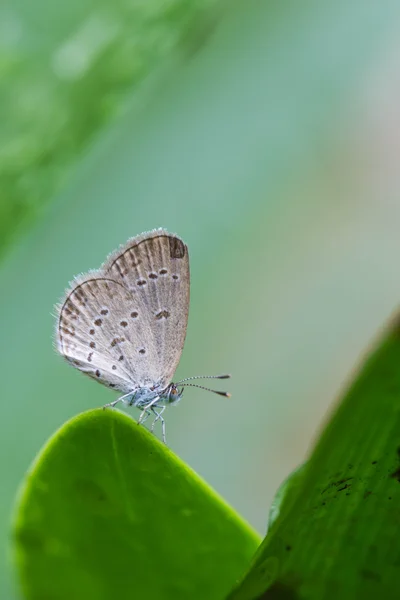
55, 228, 230, 442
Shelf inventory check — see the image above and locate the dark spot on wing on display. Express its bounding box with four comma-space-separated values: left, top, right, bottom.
112, 365, 117, 371
169, 237, 185, 259
61, 327, 75, 336
137, 279, 146, 287
89, 329, 95, 335
103, 282, 115, 299
120, 321, 128, 327
95, 370, 101, 377
114, 261, 125, 278
67, 301, 79, 314
128, 249, 141, 267
66, 308, 78, 320
119, 355, 124, 361
90, 342, 96, 349
88, 352, 93, 362
149, 273, 158, 279
155, 310, 170, 320
131, 311, 138, 318
75, 288, 89, 306
94, 319, 102, 326
172, 275, 179, 280
111, 337, 125, 347
139, 348, 146, 355
100, 309, 108, 315
159, 269, 167, 275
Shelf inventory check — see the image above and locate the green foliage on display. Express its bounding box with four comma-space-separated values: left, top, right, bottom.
14, 314, 400, 599
14, 313, 400, 599
0, 0, 222, 259
228, 316, 400, 599
13, 409, 259, 600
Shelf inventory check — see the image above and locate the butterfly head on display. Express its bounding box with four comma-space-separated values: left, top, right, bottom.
165, 383, 184, 405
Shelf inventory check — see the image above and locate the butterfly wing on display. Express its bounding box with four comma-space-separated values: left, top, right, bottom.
56, 276, 161, 392
103, 229, 190, 387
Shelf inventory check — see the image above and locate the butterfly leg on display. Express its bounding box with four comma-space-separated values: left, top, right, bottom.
103, 391, 134, 410
138, 409, 151, 426
138, 396, 160, 425
151, 406, 167, 443
103, 398, 122, 409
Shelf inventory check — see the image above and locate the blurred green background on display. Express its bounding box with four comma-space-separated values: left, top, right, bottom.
2, 0, 400, 597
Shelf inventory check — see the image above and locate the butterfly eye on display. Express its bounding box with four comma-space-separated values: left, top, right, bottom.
168, 386, 181, 403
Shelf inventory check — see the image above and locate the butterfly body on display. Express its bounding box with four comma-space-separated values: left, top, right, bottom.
122, 383, 183, 409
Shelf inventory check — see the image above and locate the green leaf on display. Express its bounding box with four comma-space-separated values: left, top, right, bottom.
228, 316, 400, 600
12, 409, 259, 600
0, 0, 225, 260
267, 463, 307, 532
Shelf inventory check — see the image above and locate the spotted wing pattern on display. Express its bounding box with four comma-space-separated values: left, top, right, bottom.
55, 229, 190, 393
103, 229, 190, 387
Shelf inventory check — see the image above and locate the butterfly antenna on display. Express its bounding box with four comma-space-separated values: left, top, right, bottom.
181, 383, 231, 398
175, 374, 231, 384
